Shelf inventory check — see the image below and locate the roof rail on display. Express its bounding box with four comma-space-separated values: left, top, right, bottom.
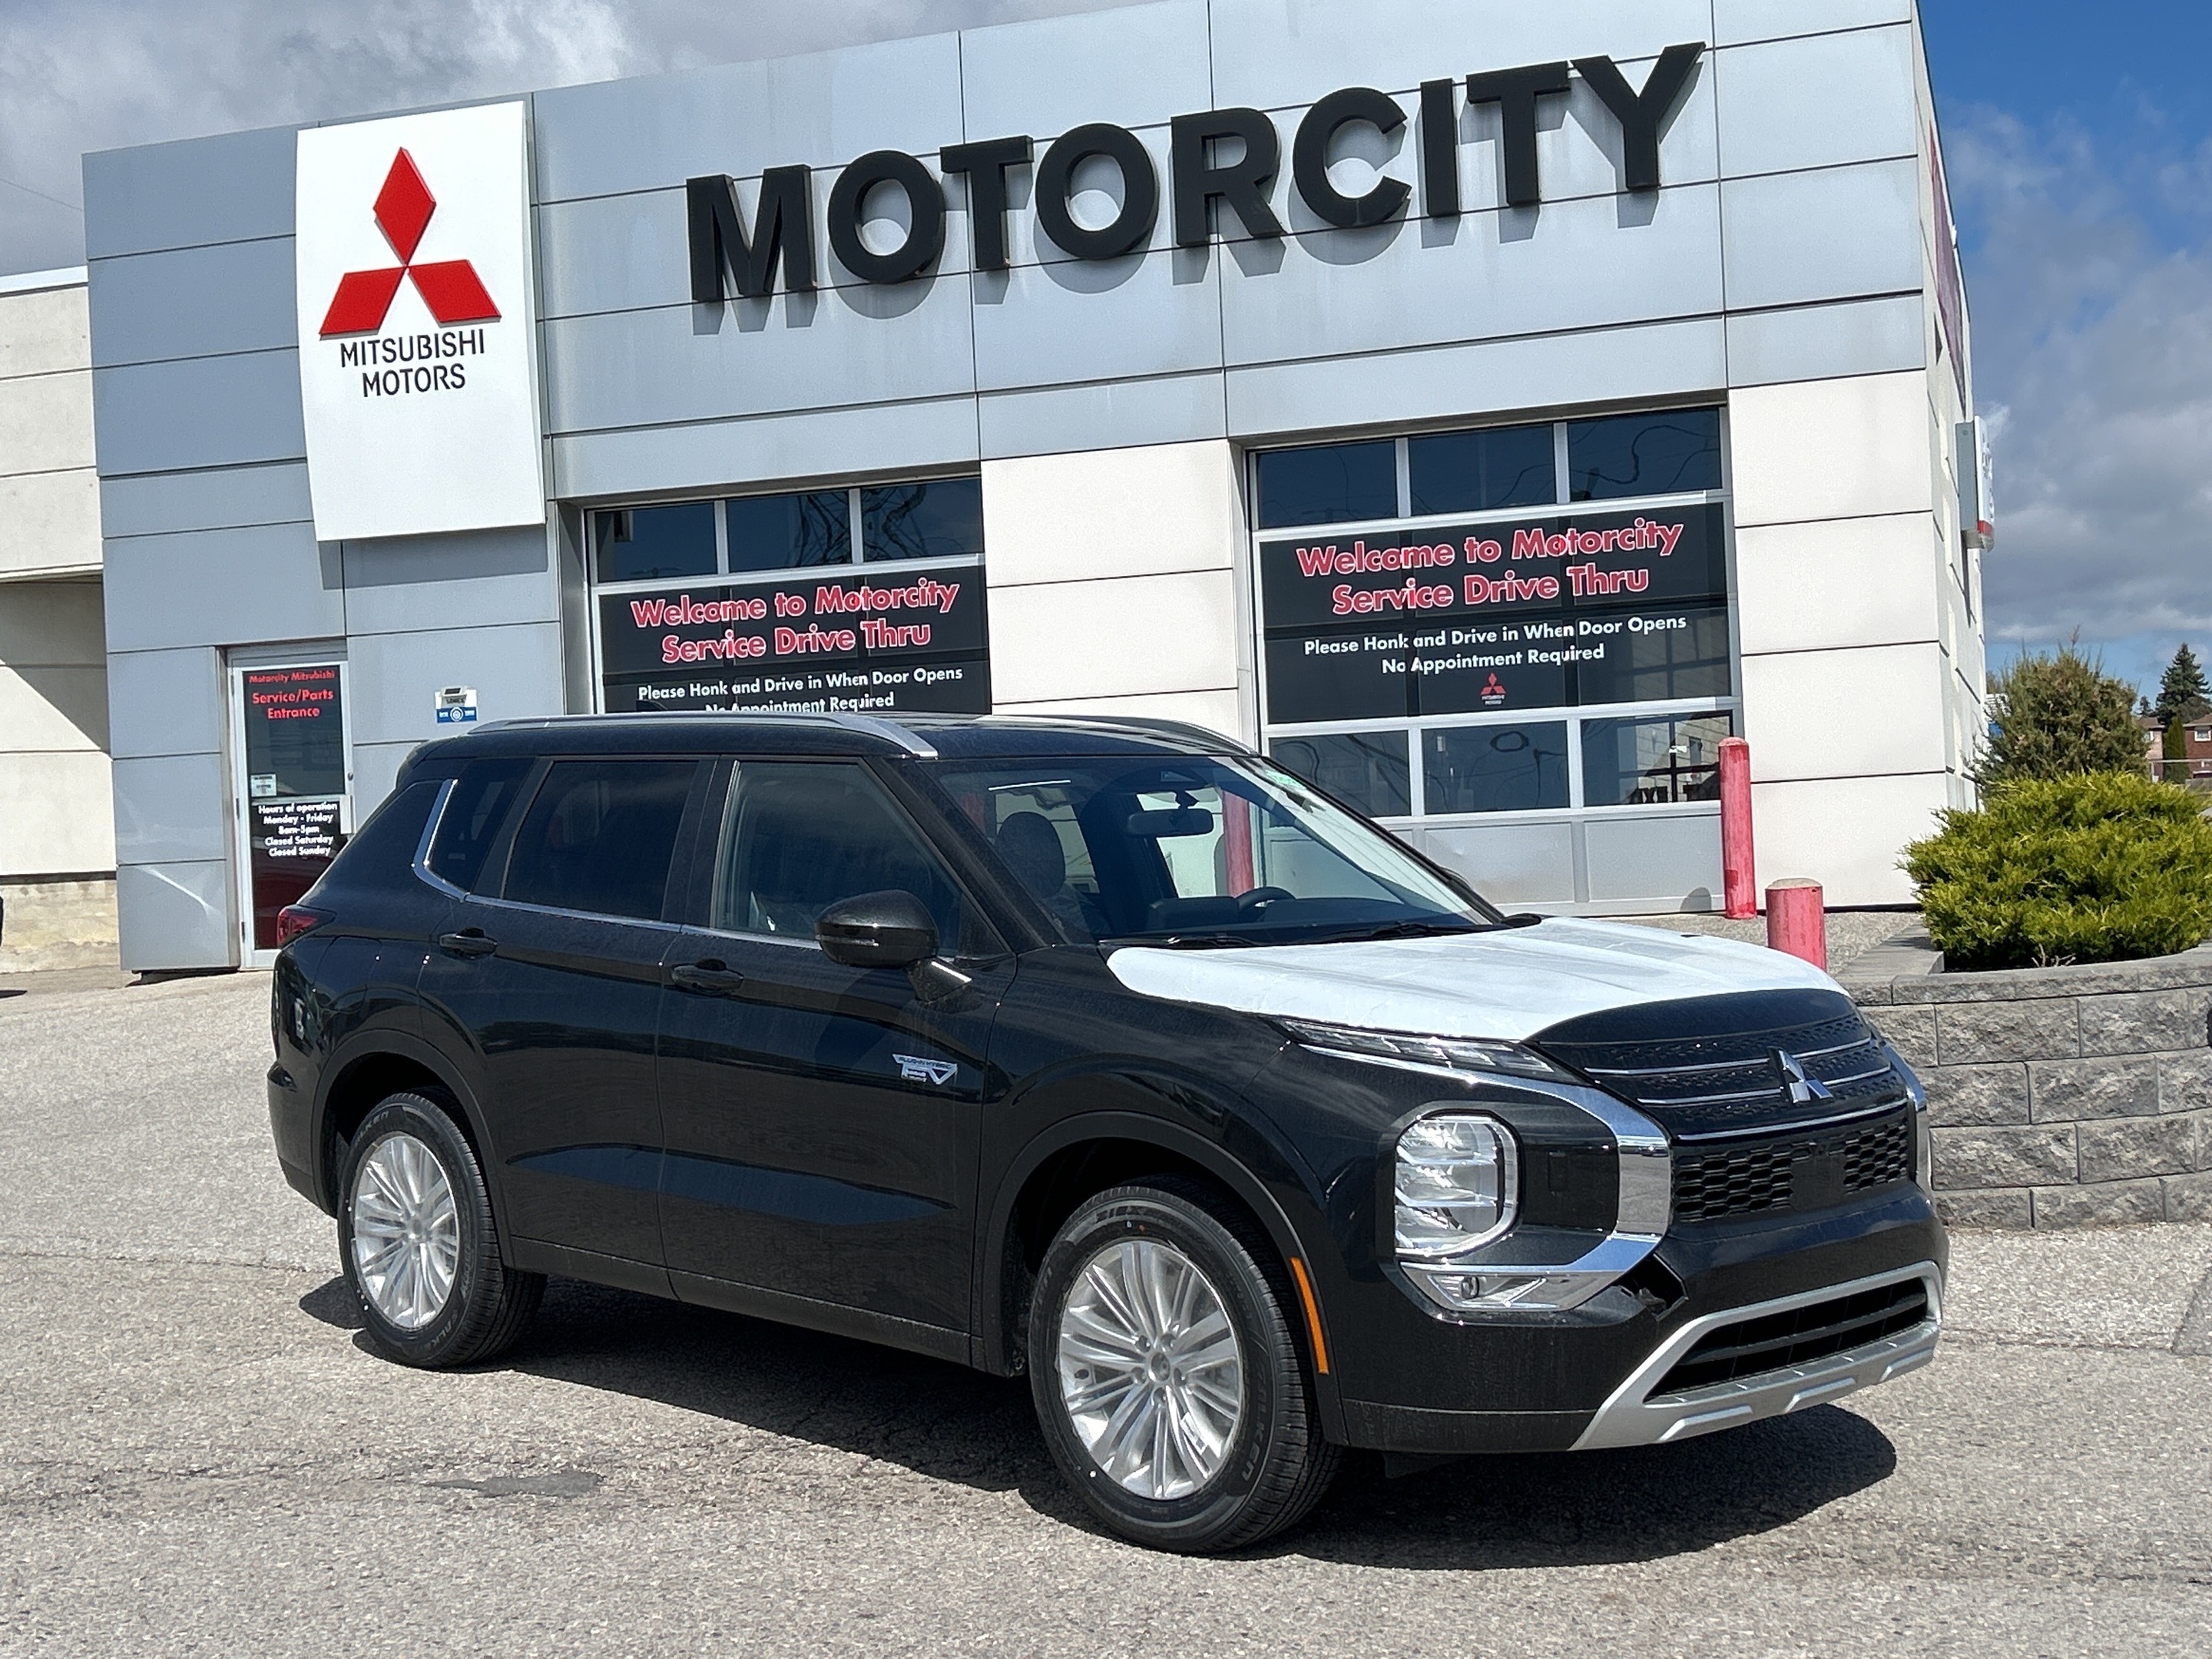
455, 709, 938, 757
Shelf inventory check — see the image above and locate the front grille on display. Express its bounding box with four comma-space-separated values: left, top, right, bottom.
1654, 1277, 1932, 1396
1671, 1108, 1915, 1222
1532, 991, 1910, 1139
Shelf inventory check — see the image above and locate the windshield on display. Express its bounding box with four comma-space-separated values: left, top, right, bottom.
926, 753, 1502, 947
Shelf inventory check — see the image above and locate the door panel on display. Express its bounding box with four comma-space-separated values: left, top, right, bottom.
416, 756, 704, 1267
654, 760, 1006, 1333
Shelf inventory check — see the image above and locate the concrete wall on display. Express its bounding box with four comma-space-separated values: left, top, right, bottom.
0, 270, 114, 898
983, 441, 1253, 743
81, 0, 1980, 965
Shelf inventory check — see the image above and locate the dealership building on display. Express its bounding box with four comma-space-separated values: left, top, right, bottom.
18, 0, 1988, 972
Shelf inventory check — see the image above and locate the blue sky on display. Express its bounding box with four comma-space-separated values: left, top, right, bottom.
1921, 0, 2212, 700
2, 1, 2206, 702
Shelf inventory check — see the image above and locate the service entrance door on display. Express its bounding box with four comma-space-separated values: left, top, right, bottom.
230, 660, 353, 967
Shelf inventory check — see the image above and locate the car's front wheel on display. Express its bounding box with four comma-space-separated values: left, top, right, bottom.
1028, 1178, 1340, 1552
337, 1090, 542, 1368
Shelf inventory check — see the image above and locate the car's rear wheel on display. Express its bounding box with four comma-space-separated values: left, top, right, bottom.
1028, 1178, 1339, 1552
338, 1090, 542, 1368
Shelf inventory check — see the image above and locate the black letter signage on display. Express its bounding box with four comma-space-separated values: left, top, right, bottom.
1035, 124, 1159, 260
827, 150, 946, 284
686, 42, 1712, 296
1463, 62, 1571, 209
1573, 45, 1705, 193
1419, 78, 1459, 218
687, 168, 816, 301
941, 135, 1034, 270
1293, 88, 1411, 229
1171, 108, 1286, 246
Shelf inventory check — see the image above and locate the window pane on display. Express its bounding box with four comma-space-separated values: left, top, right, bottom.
1269, 732, 1413, 818
1408, 425, 1557, 514
241, 664, 346, 799
1567, 409, 1723, 502
714, 762, 972, 952
724, 490, 852, 574
862, 478, 984, 562
1574, 603, 1734, 704
504, 759, 697, 921
1422, 724, 1571, 815
1255, 441, 1398, 529
426, 757, 534, 892
1581, 714, 1734, 807
594, 503, 717, 583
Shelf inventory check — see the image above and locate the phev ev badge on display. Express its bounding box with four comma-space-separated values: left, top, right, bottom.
895, 1055, 958, 1087
1773, 1051, 1834, 1108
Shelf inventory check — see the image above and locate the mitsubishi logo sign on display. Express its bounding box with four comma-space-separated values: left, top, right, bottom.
293, 102, 544, 542
1773, 1051, 1836, 1109
319, 150, 501, 336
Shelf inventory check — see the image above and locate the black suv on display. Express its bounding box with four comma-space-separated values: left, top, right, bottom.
268, 713, 1944, 1551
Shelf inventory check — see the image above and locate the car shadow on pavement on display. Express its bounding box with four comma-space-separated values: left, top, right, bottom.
299, 1272, 1897, 1564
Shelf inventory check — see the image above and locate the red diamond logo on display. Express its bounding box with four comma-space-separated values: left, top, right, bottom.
319, 148, 501, 336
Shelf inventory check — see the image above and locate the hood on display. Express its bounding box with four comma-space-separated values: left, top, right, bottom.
1104, 917, 1838, 1043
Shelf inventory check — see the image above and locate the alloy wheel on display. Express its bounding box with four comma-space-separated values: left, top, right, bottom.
1054, 1238, 1247, 1500
350, 1131, 462, 1331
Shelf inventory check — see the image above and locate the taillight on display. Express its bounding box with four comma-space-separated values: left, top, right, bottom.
275, 906, 333, 946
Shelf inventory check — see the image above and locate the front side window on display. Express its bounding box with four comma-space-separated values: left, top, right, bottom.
502, 759, 698, 922
711, 762, 979, 955
931, 755, 1495, 946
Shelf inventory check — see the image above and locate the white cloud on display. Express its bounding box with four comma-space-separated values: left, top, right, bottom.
1949, 105, 2212, 664
0, 0, 1141, 272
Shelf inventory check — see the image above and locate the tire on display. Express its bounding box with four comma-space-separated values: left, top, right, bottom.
1028, 1177, 1341, 1553
336, 1090, 543, 1369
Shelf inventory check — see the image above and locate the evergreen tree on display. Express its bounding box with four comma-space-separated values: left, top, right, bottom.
2154, 644, 2210, 723
1975, 644, 2147, 786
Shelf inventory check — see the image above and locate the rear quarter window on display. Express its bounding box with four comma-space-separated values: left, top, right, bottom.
309, 781, 441, 895
426, 757, 536, 892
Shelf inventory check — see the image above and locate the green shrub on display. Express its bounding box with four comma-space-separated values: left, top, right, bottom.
1904, 772, 2212, 970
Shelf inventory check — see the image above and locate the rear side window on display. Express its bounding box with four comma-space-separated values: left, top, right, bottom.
312, 780, 440, 892
426, 757, 535, 892
502, 759, 699, 922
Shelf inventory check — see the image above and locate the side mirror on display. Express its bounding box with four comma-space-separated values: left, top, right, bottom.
816, 890, 939, 971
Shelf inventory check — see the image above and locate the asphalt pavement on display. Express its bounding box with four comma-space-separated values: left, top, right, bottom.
3, 969, 2210, 1657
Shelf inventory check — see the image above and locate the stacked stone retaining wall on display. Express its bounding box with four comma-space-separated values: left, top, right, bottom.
1845, 938, 2212, 1228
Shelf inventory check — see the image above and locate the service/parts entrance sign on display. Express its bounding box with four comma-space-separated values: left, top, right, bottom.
294, 102, 545, 541
1259, 504, 1732, 724
599, 568, 991, 715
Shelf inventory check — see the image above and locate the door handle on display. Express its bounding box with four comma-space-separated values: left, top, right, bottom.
671, 959, 747, 995
436, 929, 498, 959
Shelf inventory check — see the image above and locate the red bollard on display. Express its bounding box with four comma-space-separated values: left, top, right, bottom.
1767, 879, 1827, 970
1720, 737, 1756, 919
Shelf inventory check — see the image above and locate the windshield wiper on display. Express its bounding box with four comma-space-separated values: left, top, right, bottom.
1153, 933, 1263, 950
1314, 919, 1488, 945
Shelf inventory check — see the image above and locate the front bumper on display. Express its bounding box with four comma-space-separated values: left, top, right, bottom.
1571, 1260, 1942, 1449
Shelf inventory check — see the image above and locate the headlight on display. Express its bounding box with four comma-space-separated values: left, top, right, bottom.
1283, 1018, 1581, 1084
1394, 1113, 1518, 1258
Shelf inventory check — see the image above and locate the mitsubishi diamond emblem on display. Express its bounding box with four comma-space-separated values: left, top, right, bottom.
895, 1054, 958, 1087
1773, 1051, 1834, 1107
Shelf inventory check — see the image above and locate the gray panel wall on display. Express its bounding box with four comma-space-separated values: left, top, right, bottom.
87, 118, 567, 969
86, 0, 1942, 965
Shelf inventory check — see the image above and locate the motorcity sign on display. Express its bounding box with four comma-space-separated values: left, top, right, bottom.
1258, 503, 1732, 724
687, 46, 1704, 300
295, 102, 545, 541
